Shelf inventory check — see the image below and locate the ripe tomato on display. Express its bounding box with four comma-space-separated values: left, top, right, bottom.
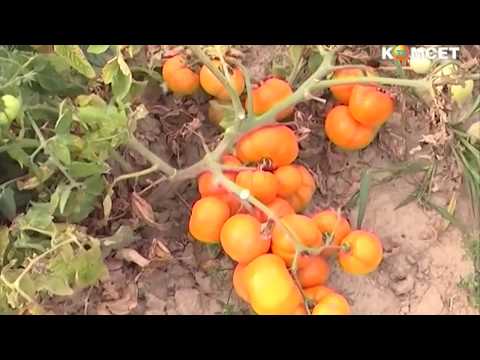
349, 85, 394, 128
291, 304, 308, 315
214, 193, 242, 215
198, 154, 242, 197
325, 105, 376, 151
1, 95, 21, 122
220, 214, 271, 264
338, 230, 383, 275
312, 292, 351, 315
235, 125, 299, 168
235, 170, 278, 205
233, 263, 250, 303
251, 78, 294, 121
297, 255, 330, 288
303, 285, 335, 304
254, 197, 295, 223
274, 165, 303, 198
312, 209, 351, 257
284, 165, 316, 212
188, 196, 230, 244
162, 55, 200, 96
199, 60, 245, 100
330, 68, 376, 104
243, 254, 303, 315
271, 214, 323, 266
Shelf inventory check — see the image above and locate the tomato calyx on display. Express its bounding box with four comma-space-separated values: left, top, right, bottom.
340, 241, 351, 253
258, 158, 275, 171
322, 232, 334, 245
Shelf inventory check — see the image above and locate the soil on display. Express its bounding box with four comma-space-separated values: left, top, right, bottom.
45, 45, 479, 315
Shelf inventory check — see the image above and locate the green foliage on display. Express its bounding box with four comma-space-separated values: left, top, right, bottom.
0, 44, 145, 312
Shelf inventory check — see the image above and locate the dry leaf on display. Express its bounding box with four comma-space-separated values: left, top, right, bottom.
103, 284, 138, 315
149, 238, 173, 261
116, 248, 151, 268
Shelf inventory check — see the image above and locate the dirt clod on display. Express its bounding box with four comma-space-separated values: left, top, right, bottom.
411, 286, 444, 315
391, 275, 415, 296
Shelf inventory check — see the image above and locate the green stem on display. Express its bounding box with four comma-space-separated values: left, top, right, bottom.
126, 136, 176, 178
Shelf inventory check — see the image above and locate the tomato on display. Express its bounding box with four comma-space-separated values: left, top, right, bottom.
233, 263, 250, 303
312, 209, 351, 257
220, 214, 271, 264
271, 214, 323, 266
303, 285, 335, 304
338, 230, 383, 275
284, 165, 316, 212
251, 78, 294, 121
410, 58, 432, 74
291, 305, 308, 315
162, 55, 200, 96
1, 95, 21, 122
254, 197, 295, 223
325, 105, 376, 151
274, 165, 303, 197
330, 68, 376, 104
243, 254, 303, 315
312, 292, 351, 315
200, 60, 245, 100
214, 193, 242, 215
451, 79, 474, 105
235, 125, 299, 168
348, 85, 394, 128
198, 154, 242, 197
235, 170, 278, 205
297, 255, 330, 288
188, 196, 230, 244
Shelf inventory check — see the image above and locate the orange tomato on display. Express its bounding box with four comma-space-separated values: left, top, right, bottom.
312, 209, 351, 257
284, 165, 316, 212
243, 254, 303, 315
162, 55, 200, 96
297, 255, 330, 288
303, 285, 335, 304
198, 154, 242, 197
338, 230, 383, 275
254, 197, 296, 223
324, 105, 377, 151
291, 304, 308, 315
349, 85, 394, 128
220, 214, 271, 264
330, 67, 376, 104
251, 78, 294, 121
199, 60, 245, 100
312, 292, 351, 315
233, 263, 250, 303
215, 193, 241, 215
235, 125, 299, 168
274, 165, 303, 197
235, 170, 278, 205
271, 214, 323, 266
188, 196, 230, 244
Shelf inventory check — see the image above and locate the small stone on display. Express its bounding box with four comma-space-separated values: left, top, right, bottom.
406, 255, 417, 265
175, 288, 204, 315
391, 275, 415, 296
411, 286, 444, 315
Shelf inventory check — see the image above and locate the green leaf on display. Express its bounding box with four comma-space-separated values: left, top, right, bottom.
0, 227, 9, 263
73, 242, 108, 288
18, 273, 36, 300
288, 45, 305, 65
7, 144, 38, 171
101, 58, 118, 84
356, 170, 371, 229
308, 52, 323, 73
53, 45, 96, 79
21, 202, 54, 230
117, 54, 130, 76
46, 139, 71, 165
37, 275, 74, 296
112, 69, 132, 102
68, 161, 107, 178
87, 45, 110, 54
61, 175, 105, 223
57, 184, 73, 215
55, 100, 73, 135
0, 187, 17, 221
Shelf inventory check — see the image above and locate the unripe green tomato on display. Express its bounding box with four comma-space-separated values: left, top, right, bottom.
435, 63, 458, 76
1, 95, 21, 121
409, 58, 432, 74
0, 112, 9, 126
451, 80, 474, 105
467, 122, 480, 143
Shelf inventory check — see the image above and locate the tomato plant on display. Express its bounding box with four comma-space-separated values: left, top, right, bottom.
162, 54, 200, 96
348, 85, 394, 127
251, 78, 294, 121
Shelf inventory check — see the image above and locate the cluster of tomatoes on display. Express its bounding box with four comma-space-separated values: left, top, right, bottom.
325, 68, 395, 151
187, 123, 384, 315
